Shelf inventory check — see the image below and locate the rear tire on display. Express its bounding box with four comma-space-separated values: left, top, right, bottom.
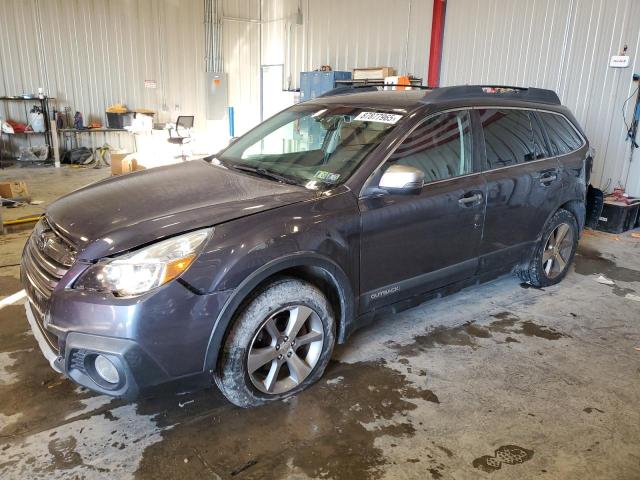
518, 209, 579, 288
215, 277, 335, 408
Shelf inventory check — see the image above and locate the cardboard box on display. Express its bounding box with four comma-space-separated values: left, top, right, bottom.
122, 157, 146, 174
110, 152, 144, 175
110, 152, 129, 175
352, 67, 396, 80
0, 181, 31, 201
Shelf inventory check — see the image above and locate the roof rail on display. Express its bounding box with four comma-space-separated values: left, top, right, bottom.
421, 85, 561, 105
319, 84, 431, 98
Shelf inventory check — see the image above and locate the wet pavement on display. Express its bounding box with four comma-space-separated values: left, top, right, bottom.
0, 169, 639, 479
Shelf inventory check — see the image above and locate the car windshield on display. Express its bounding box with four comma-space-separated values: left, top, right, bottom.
217, 104, 403, 189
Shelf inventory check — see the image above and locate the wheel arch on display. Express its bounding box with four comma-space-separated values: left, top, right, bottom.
202, 253, 355, 373
558, 199, 586, 232
518, 198, 585, 276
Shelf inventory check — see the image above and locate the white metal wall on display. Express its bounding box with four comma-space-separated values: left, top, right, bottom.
0, 0, 206, 153
222, 0, 261, 134
288, 0, 433, 89
440, 0, 640, 194
1, 0, 207, 123
222, 0, 434, 133
1, 0, 435, 145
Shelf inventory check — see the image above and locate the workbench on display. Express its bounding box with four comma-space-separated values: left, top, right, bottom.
58, 127, 131, 152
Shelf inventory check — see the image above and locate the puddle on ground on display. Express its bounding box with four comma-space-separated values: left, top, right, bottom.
0, 303, 119, 439
574, 245, 640, 284
385, 311, 568, 357
517, 320, 569, 341
384, 322, 491, 356
134, 360, 440, 480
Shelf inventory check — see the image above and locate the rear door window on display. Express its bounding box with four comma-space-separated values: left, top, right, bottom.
538, 112, 583, 155
478, 109, 547, 170
388, 110, 474, 183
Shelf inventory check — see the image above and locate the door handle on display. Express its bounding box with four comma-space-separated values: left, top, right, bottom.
458, 193, 483, 206
538, 172, 557, 185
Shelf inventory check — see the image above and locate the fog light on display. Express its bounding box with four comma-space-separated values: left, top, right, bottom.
94, 355, 120, 384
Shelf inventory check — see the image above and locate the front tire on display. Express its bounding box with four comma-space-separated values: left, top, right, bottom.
215, 277, 336, 408
519, 209, 579, 288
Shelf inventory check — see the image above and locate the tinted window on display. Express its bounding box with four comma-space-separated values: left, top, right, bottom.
388, 110, 473, 183
531, 114, 551, 158
538, 112, 583, 155
479, 109, 546, 169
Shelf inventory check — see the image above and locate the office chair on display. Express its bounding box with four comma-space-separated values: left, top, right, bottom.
167, 115, 194, 160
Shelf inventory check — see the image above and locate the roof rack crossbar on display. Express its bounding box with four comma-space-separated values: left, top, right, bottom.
319, 84, 431, 98
420, 85, 561, 105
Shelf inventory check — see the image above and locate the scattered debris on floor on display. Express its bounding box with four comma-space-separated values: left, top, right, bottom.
625, 293, 640, 302
595, 275, 616, 285
326, 375, 344, 385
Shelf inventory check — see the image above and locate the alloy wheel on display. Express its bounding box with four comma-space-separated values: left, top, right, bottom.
542, 223, 574, 279
247, 305, 324, 394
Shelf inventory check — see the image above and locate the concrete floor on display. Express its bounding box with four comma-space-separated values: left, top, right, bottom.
1, 166, 639, 479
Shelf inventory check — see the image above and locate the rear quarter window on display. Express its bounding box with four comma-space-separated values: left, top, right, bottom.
538, 112, 583, 156
478, 109, 547, 170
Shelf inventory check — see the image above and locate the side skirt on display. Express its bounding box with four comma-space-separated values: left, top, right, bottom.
346, 270, 516, 340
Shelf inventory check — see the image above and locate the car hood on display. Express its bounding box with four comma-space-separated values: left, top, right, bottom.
47, 160, 315, 260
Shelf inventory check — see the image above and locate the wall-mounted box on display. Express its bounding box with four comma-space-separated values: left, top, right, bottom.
206, 72, 228, 120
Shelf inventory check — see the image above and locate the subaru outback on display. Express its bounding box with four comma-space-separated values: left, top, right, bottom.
21, 85, 592, 407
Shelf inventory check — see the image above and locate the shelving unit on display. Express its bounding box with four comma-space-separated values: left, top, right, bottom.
0, 96, 56, 167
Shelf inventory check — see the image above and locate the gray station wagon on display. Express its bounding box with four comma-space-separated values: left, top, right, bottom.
21, 85, 592, 407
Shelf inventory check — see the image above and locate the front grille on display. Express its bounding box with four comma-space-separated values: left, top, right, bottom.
69, 349, 88, 373
21, 218, 77, 354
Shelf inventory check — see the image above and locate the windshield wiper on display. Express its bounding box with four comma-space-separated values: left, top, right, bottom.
231, 165, 300, 186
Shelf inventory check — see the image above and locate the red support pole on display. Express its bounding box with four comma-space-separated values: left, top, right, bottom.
427, 0, 447, 88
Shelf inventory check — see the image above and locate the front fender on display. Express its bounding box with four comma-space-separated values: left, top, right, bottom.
201, 252, 355, 372
179, 190, 360, 372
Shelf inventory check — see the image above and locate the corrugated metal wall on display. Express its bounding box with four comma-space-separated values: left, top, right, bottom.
287, 0, 433, 89
0, 0, 206, 154
440, 0, 640, 194
223, 0, 434, 132
222, 0, 261, 134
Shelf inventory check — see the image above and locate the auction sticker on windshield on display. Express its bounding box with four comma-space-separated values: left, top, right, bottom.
314, 171, 341, 183
354, 111, 402, 124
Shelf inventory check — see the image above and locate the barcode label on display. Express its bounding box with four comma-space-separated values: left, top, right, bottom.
354, 111, 403, 124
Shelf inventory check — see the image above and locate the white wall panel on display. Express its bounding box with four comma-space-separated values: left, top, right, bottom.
288, 0, 433, 87
222, 0, 262, 134
1, 1, 436, 147
441, 0, 640, 194
223, 0, 435, 132
0, 0, 205, 154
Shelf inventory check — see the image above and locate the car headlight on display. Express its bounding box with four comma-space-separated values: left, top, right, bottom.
74, 228, 212, 297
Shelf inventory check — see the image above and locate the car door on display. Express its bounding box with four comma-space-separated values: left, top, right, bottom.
477, 108, 563, 274
358, 109, 486, 312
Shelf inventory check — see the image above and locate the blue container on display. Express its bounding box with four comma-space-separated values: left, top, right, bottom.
299, 71, 352, 102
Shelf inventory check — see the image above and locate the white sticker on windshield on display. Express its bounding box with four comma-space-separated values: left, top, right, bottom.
314, 171, 341, 183
354, 111, 402, 124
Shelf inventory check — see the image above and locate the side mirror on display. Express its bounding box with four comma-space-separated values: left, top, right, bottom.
379, 164, 425, 194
